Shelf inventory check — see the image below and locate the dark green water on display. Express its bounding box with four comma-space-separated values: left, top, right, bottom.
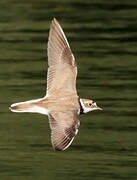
1, 0, 137, 179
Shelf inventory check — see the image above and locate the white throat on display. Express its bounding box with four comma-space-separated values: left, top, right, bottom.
80, 99, 91, 113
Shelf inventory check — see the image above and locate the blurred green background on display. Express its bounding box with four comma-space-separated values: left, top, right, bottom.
0, 0, 137, 179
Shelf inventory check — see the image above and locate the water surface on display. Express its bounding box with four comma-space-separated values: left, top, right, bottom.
0, 0, 137, 179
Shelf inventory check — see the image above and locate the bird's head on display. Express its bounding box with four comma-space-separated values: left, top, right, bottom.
80, 99, 102, 113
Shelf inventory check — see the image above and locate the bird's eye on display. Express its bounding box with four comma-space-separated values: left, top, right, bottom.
88, 103, 92, 106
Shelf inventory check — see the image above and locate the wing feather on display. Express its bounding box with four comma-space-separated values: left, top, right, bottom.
46, 18, 77, 97
49, 111, 80, 151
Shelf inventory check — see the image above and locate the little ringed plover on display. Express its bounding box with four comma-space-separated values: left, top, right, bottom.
9, 18, 102, 151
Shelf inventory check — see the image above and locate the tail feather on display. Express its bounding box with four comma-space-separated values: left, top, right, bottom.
9, 101, 36, 113
9, 98, 49, 115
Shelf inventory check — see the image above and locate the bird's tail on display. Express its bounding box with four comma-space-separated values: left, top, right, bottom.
9, 100, 36, 113
9, 98, 48, 115
9, 98, 43, 113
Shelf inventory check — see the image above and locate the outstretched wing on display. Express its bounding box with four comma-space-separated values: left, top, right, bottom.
46, 18, 77, 97
49, 111, 80, 151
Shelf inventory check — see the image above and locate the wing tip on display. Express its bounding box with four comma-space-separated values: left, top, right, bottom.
53, 17, 57, 21
52, 136, 75, 151
50, 17, 60, 31
52, 17, 59, 25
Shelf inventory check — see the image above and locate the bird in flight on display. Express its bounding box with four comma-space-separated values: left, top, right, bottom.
9, 18, 102, 151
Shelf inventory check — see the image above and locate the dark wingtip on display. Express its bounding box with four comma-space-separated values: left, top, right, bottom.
53, 145, 64, 151
52, 18, 59, 25
53, 17, 57, 22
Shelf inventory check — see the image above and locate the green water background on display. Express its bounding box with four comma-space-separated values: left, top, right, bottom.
0, 0, 137, 179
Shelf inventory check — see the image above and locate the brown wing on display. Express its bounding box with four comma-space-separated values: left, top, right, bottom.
46, 18, 77, 97
49, 111, 80, 151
